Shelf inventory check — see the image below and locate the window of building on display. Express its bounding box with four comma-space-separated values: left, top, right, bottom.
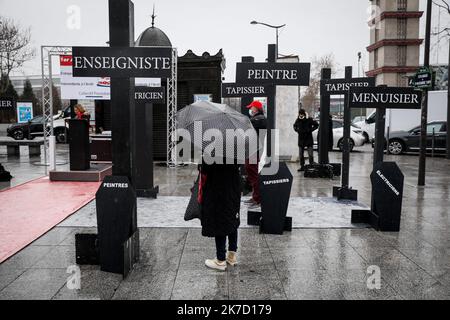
374, 49, 379, 69
397, 18, 407, 39
398, 0, 407, 11
397, 46, 407, 66
397, 72, 407, 87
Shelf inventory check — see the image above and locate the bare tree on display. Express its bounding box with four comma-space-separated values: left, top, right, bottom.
433, 0, 450, 13
0, 16, 36, 94
301, 53, 339, 115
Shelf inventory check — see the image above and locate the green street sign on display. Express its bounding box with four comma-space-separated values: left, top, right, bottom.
411, 67, 433, 89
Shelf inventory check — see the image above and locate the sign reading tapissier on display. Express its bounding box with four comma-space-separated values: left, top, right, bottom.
320, 77, 376, 95
221, 83, 271, 98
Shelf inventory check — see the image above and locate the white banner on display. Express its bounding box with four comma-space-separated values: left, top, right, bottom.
60, 55, 110, 100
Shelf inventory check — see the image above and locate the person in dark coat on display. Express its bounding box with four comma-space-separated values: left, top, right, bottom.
200, 162, 241, 271
293, 109, 319, 172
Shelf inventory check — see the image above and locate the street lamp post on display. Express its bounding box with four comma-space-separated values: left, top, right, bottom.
251, 21, 286, 58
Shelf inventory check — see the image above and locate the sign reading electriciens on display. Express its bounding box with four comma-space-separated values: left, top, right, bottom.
134, 86, 166, 104
221, 83, 270, 98
348, 87, 422, 109
320, 77, 375, 95
236, 62, 310, 86
72, 47, 172, 78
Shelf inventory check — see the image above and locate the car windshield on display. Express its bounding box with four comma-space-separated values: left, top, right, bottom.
30, 116, 43, 124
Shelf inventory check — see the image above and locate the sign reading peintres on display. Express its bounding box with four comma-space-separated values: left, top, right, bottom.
72, 47, 172, 78
236, 62, 310, 86
221, 83, 271, 98
134, 86, 166, 104
321, 77, 375, 95
348, 87, 422, 109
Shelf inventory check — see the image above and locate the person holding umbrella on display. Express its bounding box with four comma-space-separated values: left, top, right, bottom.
294, 109, 319, 172
177, 101, 259, 271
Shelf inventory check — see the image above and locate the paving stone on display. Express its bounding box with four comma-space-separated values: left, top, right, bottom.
113, 267, 176, 300
53, 269, 122, 300
170, 270, 228, 300
228, 271, 286, 300
0, 268, 67, 300
31, 227, 73, 246
0, 245, 53, 271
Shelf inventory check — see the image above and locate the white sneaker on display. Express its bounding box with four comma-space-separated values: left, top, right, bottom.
205, 259, 227, 271
226, 251, 238, 266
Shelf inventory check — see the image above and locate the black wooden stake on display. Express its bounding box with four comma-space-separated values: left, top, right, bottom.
318, 68, 331, 164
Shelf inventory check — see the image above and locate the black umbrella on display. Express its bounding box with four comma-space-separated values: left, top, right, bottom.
176, 101, 259, 162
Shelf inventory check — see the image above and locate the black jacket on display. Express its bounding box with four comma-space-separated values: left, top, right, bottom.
250, 112, 267, 148
200, 163, 241, 237
294, 117, 319, 147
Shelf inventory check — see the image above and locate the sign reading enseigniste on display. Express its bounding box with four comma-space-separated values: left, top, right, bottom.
236, 62, 310, 86
72, 47, 172, 78
321, 77, 375, 95
348, 87, 422, 109
221, 83, 271, 98
134, 87, 166, 104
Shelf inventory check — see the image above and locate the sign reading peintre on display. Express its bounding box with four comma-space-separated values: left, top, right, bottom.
72, 47, 172, 78
236, 62, 310, 86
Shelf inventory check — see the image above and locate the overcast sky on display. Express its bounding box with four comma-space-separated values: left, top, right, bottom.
1, 0, 449, 81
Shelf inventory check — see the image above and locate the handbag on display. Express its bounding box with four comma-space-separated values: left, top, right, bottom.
184, 175, 202, 221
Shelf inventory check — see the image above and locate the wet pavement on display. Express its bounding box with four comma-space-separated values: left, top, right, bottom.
0, 144, 450, 300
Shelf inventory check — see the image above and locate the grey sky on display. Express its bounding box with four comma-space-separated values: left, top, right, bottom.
1, 0, 449, 81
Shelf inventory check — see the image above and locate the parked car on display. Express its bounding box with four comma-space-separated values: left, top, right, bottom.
312, 119, 366, 152
353, 110, 375, 143
6, 107, 71, 143
384, 121, 447, 155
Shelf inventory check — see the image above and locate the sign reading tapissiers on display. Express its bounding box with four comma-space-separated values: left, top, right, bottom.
72, 47, 172, 78
236, 63, 310, 86
320, 77, 375, 95
221, 83, 271, 98
348, 87, 422, 109
134, 87, 166, 104
60, 55, 111, 100
0, 96, 15, 109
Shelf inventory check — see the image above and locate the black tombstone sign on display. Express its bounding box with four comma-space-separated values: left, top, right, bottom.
258, 163, 293, 235
72, 46, 172, 78
320, 72, 375, 201
95, 176, 139, 276
236, 62, 311, 86
68, 119, 90, 171
134, 86, 166, 104
221, 83, 270, 98
352, 162, 404, 232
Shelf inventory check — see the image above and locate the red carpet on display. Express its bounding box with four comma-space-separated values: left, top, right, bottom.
0, 177, 100, 263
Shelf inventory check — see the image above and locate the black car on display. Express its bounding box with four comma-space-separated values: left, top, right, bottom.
386, 121, 447, 155
6, 115, 44, 140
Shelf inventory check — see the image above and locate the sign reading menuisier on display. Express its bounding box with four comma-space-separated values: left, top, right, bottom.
321, 77, 375, 95
221, 83, 270, 98
236, 62, 310, 86
72, 47, 172, 78
348, 87, 422, 109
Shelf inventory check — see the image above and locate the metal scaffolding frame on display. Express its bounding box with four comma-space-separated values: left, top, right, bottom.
41, 46, 72, 175
167, 48, 178, 167
41, 46, 178, 170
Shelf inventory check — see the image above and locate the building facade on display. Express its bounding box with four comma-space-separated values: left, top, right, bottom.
367, 0, 423, 86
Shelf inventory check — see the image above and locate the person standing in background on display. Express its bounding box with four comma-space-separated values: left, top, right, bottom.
294, 109, 319, 172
